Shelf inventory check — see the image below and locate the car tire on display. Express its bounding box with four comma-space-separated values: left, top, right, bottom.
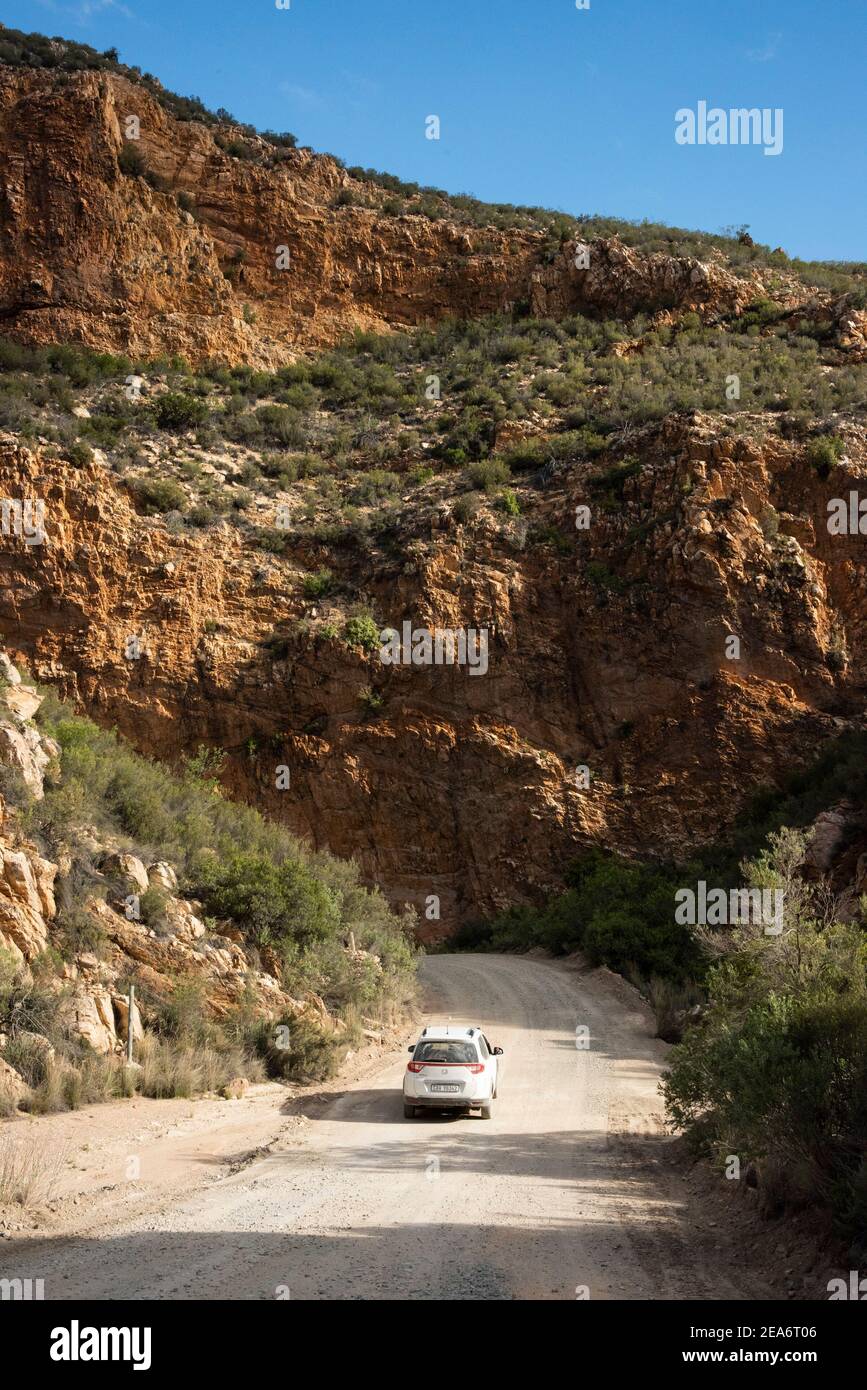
403, 1102, 416, 1118
480, 1100, 493, 1119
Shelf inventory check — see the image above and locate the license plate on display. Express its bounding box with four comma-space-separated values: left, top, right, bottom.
431, 1083, 460, 1093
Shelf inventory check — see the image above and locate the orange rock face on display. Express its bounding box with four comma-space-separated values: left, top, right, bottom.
1, 414, 864, 937
1, 65, 864, 940
0, 68, 542, 365
0, 68, 789, 368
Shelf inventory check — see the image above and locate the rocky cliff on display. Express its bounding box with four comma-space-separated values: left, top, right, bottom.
0, 50, 865, 940
0, 66, 824, 368
2, 408, 865, 935
0, 66, 542, 365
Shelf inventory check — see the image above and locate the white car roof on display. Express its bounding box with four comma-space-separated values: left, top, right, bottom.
417, 1024, 483, 1039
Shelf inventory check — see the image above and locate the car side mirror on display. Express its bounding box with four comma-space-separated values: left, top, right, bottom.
493, 1047, 503, 1055
407, 1046, 415, 1053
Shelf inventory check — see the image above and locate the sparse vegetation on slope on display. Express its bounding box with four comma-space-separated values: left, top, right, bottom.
1, 300, 863, 573
29, 687, 417, 1000
0, 672, 417, 1115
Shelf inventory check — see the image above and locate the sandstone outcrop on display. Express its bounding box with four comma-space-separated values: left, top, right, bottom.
1, 413, 864, 936
0, 68, 818, 367
0, 67, 538, 365
530, 237, 756, 322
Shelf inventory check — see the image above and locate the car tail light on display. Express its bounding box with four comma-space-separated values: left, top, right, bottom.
469, 1064, 484, 1074
407, 1062, 424, 1073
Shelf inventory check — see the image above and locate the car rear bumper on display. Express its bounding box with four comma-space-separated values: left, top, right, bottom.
408, 1094, 480, 1109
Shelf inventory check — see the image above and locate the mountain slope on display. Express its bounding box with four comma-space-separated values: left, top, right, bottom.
0, 32, 865, 935
1, 43, 863, 367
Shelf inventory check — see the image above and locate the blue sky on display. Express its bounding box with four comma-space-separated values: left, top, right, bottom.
6, 0, 866, 262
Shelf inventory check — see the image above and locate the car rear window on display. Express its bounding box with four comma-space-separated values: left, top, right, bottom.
415, 1041, 478, 1063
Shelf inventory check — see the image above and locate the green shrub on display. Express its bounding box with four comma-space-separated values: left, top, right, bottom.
187, 502, 218, 528
139, 884, 170, 930
644, 975, 704, 1044
588, 456, 642, 497
251, 1013, 351, 1083
349, 470, 400, 505
585, 561, 627, 595
452, 493, 480, 524
469, 457, 511, 492
131, 477, 186, 514
254, 404, 306, 445
54, 906, 108, 960
500, 488, 521, 516
3, 1033, 53, 1089
500, 439, 547, 473
0, 957, 56, 1046
65, 439, 94, 467
155, 392, 208, 431
222, 139, 255, 161
805, 433, 845, 477
530, 524, 571, 554
662, 828, 867, 1246
343, 614, 380, 652
193, 851, 341, 949
302, 568, 334, 599
358, 685, 384, 717
462, 848, 703, 984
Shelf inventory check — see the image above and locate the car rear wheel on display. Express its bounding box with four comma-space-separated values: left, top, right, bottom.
403, 1102, 416, 1118
479, 1100, 493, 1119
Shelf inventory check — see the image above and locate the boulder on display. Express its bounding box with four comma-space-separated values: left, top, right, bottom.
32, 855, 57, 920
0, 654, 22, 686
0, 847, 53, 960
0, 684, 42, 722
345, 944, 383, 977
803, 808, 849, 874
0, 1056, 29, 1109
99, 852, 150, 895
2, 848, 45, 917
148, 861, 178, 893
0, 721, 53, 799
162, 896, 206, 941
60, 988, 118, 1054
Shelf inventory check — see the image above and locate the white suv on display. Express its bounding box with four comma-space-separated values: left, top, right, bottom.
403, 1024, 503, 1119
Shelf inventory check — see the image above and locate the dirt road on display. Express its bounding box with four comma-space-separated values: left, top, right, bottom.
1, 954, 771, 1300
